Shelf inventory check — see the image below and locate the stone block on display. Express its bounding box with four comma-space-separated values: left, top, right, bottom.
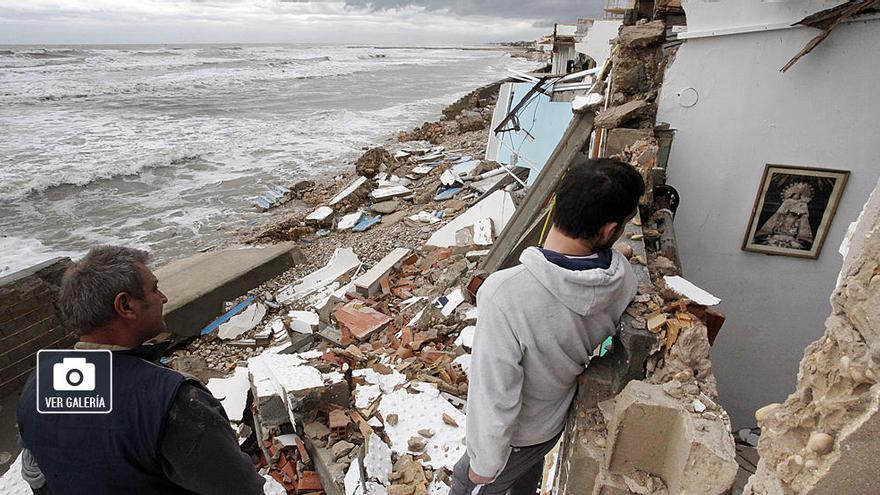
616, 20, 665, 48
595, 100, 648, 129
606, 381, 737, 495
605, 128, 653, 157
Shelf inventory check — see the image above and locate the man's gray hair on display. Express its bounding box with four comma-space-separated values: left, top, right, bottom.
58, 246, 150, 335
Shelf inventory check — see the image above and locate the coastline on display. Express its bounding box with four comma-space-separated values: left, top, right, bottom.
169, 46, 545, 373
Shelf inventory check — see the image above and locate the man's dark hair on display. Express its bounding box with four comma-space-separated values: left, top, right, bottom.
552, 156, 645, 240
58, 246, 150, 335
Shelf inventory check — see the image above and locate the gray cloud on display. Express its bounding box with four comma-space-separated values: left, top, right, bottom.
343, 0, 603, 23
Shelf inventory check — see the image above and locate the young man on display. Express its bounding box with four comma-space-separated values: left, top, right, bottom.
450, 157, 645, 494
17, 246, 265, 495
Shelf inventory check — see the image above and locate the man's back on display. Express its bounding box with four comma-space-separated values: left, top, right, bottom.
465, 246, 636, 476
18, 350, 192, 495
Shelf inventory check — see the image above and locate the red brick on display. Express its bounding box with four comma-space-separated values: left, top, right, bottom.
298, 471, 324, 491
334, 301, 391, 341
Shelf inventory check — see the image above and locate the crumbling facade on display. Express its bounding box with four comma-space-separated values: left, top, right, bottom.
744, 177, 880, 494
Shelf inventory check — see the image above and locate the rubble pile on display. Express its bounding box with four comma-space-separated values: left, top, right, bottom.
744, 179, 880, 495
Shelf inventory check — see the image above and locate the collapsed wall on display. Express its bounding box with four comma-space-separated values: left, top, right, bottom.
744, 177, 880, 495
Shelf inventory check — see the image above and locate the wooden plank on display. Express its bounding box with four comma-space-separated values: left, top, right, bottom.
481, 111, 596, 274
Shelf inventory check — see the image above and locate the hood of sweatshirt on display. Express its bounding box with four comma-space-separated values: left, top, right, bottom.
519, 246, 634, 316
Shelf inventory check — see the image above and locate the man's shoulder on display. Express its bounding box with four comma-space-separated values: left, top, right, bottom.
479, 264, 536, 303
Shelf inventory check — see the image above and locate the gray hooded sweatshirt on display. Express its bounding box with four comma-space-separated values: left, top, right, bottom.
466, 246, 637, 477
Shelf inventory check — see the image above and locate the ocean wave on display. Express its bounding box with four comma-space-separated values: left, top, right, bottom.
0, 151, 206, 203
16, 48, 89, 59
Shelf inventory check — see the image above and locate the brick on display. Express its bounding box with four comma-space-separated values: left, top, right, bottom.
0, 369, 31, 397
0, 353, 38, 384
5, 324, 69, 364
8, 297, 42, 318
334, 301, 391, 342
0, 315, 59, 351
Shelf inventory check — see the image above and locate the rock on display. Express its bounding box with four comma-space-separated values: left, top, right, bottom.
408, 436, 427, 452
291, 180, 315, 197
372, 200, 400, 215
595, 100, 648, 129
304, 421, 331, 441
617, 20, 666, 48
417, 429, 434, 438
442, 413, 459, 427
806, 432, 834, 455
456, 110, 485, 132
386, 413, 399, 426
614, 242, 634, 259
444, 199, 467, 213
356, 147, 398, 178
331, 440, 355, 460
380, 211, 409, 226
388, 485, 415, 495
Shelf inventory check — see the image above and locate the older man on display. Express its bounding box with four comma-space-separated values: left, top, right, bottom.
17, 246, 265, 495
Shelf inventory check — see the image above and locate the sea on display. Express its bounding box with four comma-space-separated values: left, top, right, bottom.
0, 44, 536, 276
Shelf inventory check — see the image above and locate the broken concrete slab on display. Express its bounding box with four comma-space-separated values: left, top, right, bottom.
426, 190, 516, 248
307, 206, 335, 223
218, 302, 267, 340
377, 383, 466, 472
337, 210, 364, 231
287, 310, 320, 334
605, 128, 653, 156
330, 176, 369, 206
371, 185, 412, 201
335, 301, 392, 342
248, 352, 350, 427
156, 243, 304, 336
353, 248, 411, 297
206, 365, 250, 422
605, 380, 737, 495
595, 99, 648, 129
276, 248, 361, 305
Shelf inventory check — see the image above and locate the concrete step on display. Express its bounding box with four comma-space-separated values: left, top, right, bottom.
156, 243, 304, 336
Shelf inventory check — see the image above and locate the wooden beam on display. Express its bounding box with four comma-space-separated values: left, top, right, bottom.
481, 110, 596, 274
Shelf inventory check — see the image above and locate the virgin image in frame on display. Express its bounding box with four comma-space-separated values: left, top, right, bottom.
743, 165, 849, 259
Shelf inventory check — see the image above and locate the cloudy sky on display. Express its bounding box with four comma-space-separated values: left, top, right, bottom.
0, 0, 603, 45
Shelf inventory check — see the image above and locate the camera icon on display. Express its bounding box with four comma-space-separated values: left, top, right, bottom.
53, 358, 96, 391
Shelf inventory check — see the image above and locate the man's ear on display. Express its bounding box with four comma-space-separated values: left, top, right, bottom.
114, 292, 137, 321
598, 221, 620, 246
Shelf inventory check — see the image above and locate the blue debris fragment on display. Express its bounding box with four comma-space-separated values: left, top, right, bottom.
435, 187, 462, 201
200, 296, 256, 336
352, 215, 381, 232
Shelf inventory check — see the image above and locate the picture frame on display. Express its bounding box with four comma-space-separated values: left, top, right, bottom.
742, 164, 849, 259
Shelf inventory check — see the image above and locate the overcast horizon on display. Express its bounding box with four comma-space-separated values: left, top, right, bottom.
0, 0, 603, 45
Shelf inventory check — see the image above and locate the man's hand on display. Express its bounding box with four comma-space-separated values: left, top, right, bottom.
468, 468, 494, 485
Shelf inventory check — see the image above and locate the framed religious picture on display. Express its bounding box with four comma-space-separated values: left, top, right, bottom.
742, 165, 849, 259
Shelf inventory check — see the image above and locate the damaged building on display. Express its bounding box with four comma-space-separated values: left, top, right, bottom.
1, 1, 878, 494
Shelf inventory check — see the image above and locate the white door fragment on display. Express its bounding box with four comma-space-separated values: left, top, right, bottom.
218, 303, 267, 340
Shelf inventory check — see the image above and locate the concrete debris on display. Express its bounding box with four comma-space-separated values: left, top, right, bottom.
426, 190, 516, 247
218, 303, 267, 340
353, 248, 411, 297
595, 99, 649, 129
616, 20, 666, 48
356, 148, 398, 178
338, 210, 364, 231
371, 186, 412, 202
206, 365, 250, 422
663, 276, 721, 306
307, 206, 335, 224
276, 247, 361, 304
330, 177, 370, 207
744, 178, 880, 495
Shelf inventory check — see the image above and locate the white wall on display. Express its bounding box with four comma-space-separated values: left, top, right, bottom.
656, 5, 880, 427
575, 19, 622, 67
